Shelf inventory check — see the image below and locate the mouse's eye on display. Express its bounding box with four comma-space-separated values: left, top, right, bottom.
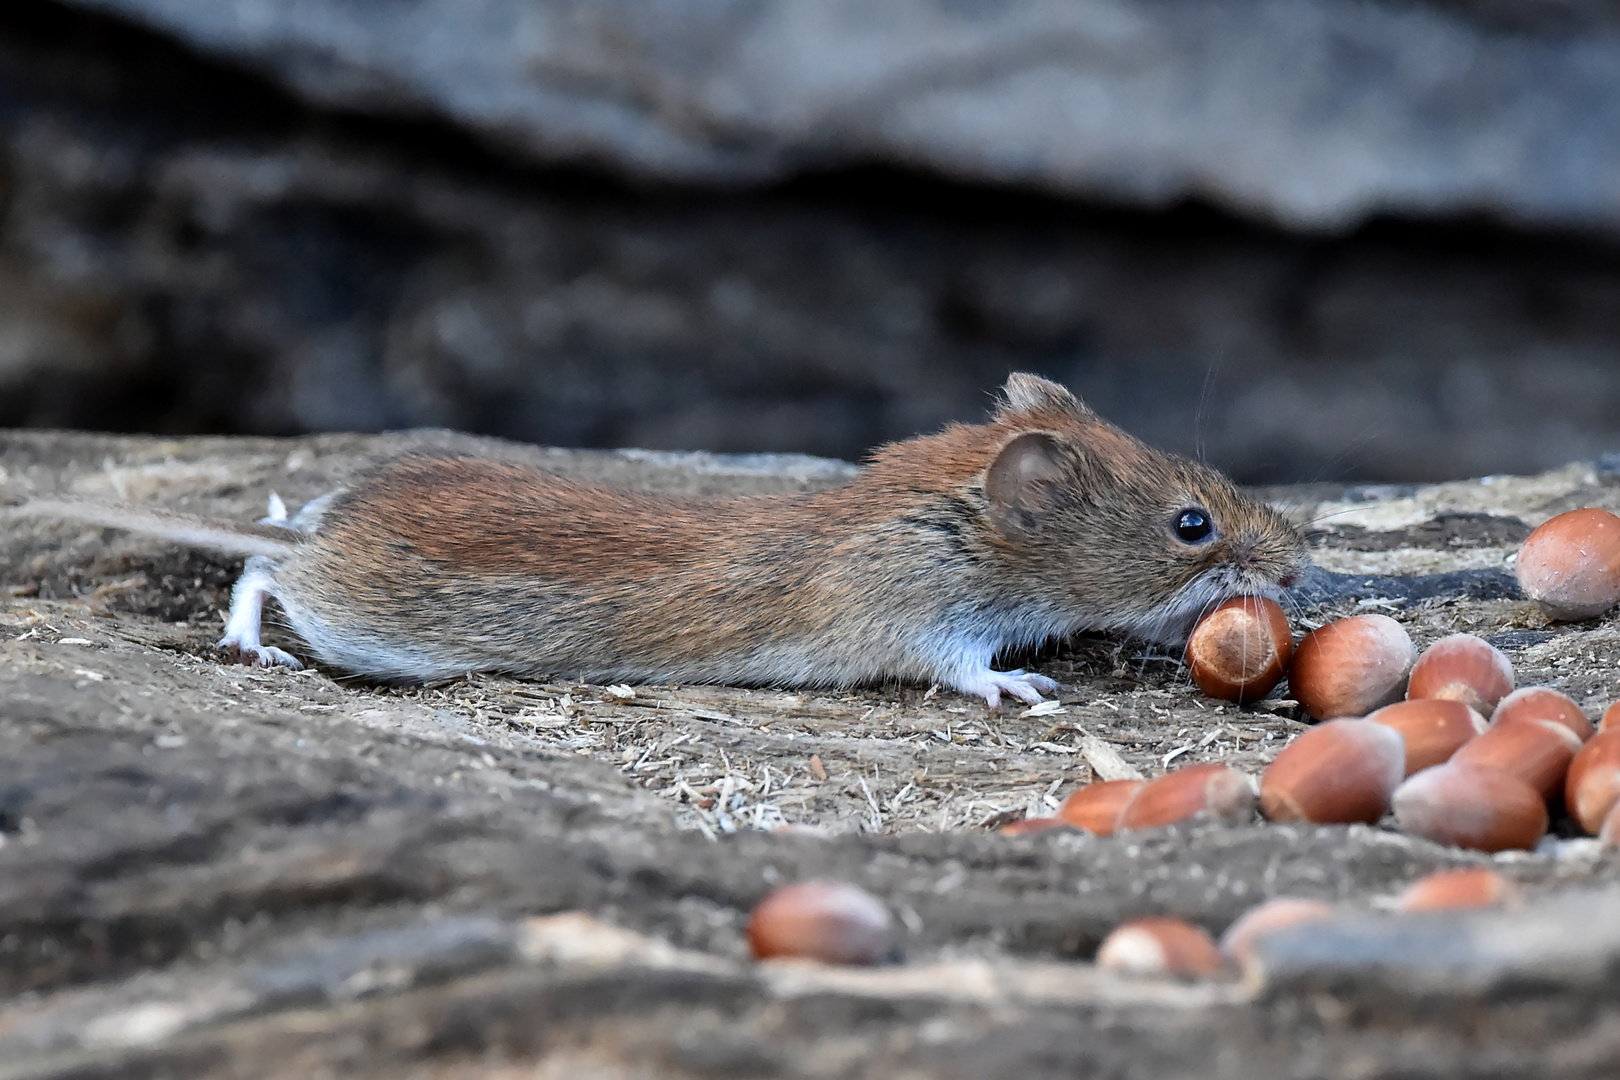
1173, 507, 1214, 545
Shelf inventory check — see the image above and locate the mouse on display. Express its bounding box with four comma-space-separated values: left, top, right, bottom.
8, 374, 1306, 707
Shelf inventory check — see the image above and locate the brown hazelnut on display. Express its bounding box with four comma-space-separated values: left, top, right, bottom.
1258, 718, 1406, 825
1406, 634, 1514, 715
1096, 917, 1223, 978
1491, 686, 1594, 742
1056, 778, 1145, 836
1515, 507, 1620, 621
1115, 763, 1256, 832
1564, 728, 1620, 834
747, 881, 892, 964
1366, 698, 1486, 776
1217, 898, 1335, 966
1452, 716, 1582, 803
1602, 701, 1620, 733
1394, 867, 1519, 912
1289, 614, 1417, 720
1185, 596, 1293, 704
1391, 763, 1549, 853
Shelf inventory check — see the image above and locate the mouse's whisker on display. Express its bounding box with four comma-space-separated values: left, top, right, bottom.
1194, 349, 1225, 466
1294, 503, 1397, 531
1276, 590, 1321, 625
1293, 419, 1385, 488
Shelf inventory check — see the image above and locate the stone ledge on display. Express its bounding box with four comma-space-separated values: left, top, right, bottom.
2, 431, 1619, 1078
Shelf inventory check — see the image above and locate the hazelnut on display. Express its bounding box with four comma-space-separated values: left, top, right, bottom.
1258, 718, 1406, 825
1490, 686, 1593, 742
1391, 763, 1548, 853
1096, 917, 1223, 979
1289, 614, 1417, 720
1394, 867, 1518, 912
1217, 898, 1335, 966
1452, 716, 1582, 803
1185, 596, 1293, 703
997, 816, 1077, 837
1115, 763, 1256, 832
1564, 728, 1620, 834
1602, 702, 1620, 733
1056, 778, 1144, 836
1406, 634, 1514, 715
1514, 507, 1620, 621
747, 881, 892, 964
1366, 698, 1486, 776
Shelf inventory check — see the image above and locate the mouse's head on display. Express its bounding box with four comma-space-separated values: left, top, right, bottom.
981, 374, 1307, 642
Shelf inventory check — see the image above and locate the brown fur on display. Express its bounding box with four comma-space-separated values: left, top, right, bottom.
265, 375, 1304, 696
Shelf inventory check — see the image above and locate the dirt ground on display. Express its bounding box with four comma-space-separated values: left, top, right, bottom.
2, 430, 1620, 1078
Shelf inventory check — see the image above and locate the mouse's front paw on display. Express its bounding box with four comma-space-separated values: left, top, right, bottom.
952, 667, 1058, 708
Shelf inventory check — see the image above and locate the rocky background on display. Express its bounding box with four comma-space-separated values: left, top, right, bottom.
2, 0, 1620, 482
9, 7, 1620, 1077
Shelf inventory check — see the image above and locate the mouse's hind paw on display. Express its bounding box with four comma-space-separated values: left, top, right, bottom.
218, 635, 304, 670
950, 667, 1057, 708
217, 562, 303, 671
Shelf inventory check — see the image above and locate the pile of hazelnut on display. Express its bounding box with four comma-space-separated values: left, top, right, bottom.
1165, 504, 1620, 853
741, 507, 1620, 974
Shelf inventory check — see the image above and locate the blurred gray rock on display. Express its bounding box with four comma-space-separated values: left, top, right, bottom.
2, 0, 1620, 482
64, 0, 1620, 230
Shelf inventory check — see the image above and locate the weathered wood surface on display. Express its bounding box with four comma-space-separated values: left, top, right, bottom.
2, 430, 1619, 1078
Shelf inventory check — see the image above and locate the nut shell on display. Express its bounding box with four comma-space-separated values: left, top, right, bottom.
1218, 898, 1335, 966
1057, 779, 1144, 836
1115, 764, 1256, 832
1185, 596, 1293, 704
1406, 634, 1514, 716
1491, 686, 1593, 742
1096, 917, 1223, 978
747, 881, 893, 964
1564, 728, 1620, 834
1258, 718, 1406, 825
1394, 867, 1518, 912
1452, 716, 1581, 802
1289, 615, 1417, 720
1391, 763, 1549, 852
1601, 702, 1620, 733
1514, 507, 1620, 621
1366, 698, 1486, 776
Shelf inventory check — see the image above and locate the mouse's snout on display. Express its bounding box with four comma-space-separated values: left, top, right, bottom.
1219, 525, 1307, 591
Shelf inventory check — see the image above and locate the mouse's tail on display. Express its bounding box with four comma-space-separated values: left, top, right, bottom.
4, 499, 306, 560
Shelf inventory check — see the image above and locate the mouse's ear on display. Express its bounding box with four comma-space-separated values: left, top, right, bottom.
985, 432, 1066, 534
996, 373, 1089, 419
